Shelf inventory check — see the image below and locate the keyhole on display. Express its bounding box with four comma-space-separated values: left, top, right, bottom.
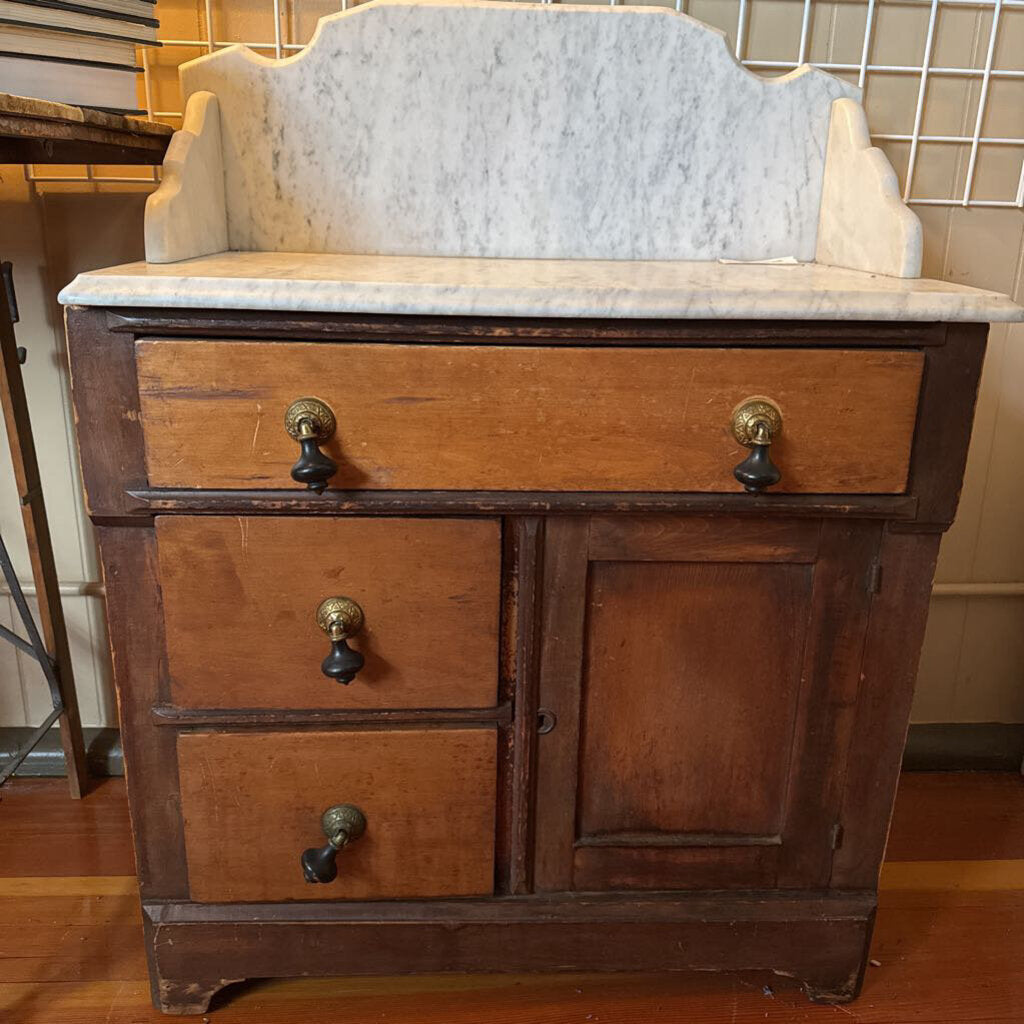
537, 709, 557, 735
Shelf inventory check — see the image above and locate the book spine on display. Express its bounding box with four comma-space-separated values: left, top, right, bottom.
0, 48, 141, 71
0, 15, 161, 45
5, 0, 158, 29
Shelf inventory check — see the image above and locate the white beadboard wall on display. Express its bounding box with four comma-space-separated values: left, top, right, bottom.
0, 181, 147, 729
1, 0, 1023, 729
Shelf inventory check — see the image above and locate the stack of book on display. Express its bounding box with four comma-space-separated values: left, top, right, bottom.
0, 0, 159, 114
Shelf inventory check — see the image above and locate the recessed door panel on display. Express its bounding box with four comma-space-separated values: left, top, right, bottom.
534, 515, 880, 893
578, 560, 813, 841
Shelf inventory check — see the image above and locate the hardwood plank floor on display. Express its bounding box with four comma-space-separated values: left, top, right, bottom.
1, 772, 1022, 1022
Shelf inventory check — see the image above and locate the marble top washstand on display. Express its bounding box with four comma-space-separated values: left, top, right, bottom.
59, 0, 1022, 322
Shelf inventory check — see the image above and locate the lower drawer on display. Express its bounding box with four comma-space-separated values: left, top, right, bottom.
177, 728, 497, 902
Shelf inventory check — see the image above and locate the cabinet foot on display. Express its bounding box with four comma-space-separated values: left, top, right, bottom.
153, 977, 243, 1015
801, 963, 866, 1004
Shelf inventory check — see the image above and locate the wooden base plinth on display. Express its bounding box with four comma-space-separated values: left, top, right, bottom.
145, 892, 875, 1014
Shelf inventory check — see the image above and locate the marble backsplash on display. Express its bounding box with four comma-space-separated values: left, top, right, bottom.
180, 0, 859, 263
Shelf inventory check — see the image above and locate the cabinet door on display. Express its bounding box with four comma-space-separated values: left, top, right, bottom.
533, 515, 881, 892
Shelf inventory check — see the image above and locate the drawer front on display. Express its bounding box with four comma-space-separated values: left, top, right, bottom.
137, 341, 924, 494
157, 516, 501, 709
177, 729, 497, 901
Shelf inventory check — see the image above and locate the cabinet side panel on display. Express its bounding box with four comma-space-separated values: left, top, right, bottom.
97, 524, 188, 897
830, 528, 942, 888
906, 325, 987, 530
65, 307, 147, 518
776, 520, 882, 887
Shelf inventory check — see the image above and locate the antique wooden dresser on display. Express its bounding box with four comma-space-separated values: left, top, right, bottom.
60, 0, 1023, 1014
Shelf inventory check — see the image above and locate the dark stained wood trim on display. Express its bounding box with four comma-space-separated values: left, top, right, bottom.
506, 517, 544, 895
830, 528, 943, 889
0, 96, 171, 166
2, 137, 166, 164
123, 488, 919, 520
150, 704, 512, 727
574, 832, 782, 848
96, 524, 189, 899
145, 888, 876, 923
776, 520, 881, 887
100, 306, 951, 346
899, 322, 987, 531
65, 307, 148, 519
493, 521, 516, 894
143, 891, 875, 1012
532, 518, 591, 892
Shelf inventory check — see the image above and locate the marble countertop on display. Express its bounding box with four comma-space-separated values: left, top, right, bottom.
59, 252, 1023, 322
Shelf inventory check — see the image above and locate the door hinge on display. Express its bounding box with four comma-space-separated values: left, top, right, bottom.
831, 822, 845, 850
867, 560, 883, 595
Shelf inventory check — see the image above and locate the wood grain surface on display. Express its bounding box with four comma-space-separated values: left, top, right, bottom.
95, 526, 190, 900
578, 560, 813, 839
157, 516, 501, 710
177, 728, 497, 902
64, 309, 148, 518
829, 529, 945, 889
106, 307, 951, 344
136, 342, 923, 493
535, 515, 881, 894
2, 774, 1023, 1022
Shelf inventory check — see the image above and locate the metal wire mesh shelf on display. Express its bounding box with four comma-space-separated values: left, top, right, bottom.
25, 0, 1024, 210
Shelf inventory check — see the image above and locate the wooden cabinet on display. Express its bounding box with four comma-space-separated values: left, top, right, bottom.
535, 516, 878, 893
65, 308, 987, 1014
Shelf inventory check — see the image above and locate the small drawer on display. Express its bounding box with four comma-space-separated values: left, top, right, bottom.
156, 516, 500, 709
137, 340, 923, 494
177, 728, 497, 902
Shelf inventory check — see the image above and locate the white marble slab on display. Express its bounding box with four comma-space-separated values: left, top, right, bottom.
168, 0, 859, 264
816, 99, 922, 278
145, 91, 228, 263
58, 252, 1024, 322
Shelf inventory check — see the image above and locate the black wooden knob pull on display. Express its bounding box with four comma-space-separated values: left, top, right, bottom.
292, 435, 337, 492
284, 397, 338, 493
301, 804, 367, 884
731, 396, 783, 494
316, 596, 365, 684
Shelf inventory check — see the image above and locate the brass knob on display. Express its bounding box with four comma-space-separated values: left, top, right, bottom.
284, 397, 337, 493
316, 596, 365, 684
301, 803, 367, 884
731, 396, 783, 493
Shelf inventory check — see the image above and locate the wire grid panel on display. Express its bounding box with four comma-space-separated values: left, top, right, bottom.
26, 0, 1024, 208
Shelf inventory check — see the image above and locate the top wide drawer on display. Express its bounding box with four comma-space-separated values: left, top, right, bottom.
136, 341, 924, 494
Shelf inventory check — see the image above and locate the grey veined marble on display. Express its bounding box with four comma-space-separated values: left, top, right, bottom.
178, 0, 859, 263
58, 252, 1024, 322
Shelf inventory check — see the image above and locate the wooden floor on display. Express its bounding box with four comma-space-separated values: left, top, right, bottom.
1, 772, 1023, 1022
